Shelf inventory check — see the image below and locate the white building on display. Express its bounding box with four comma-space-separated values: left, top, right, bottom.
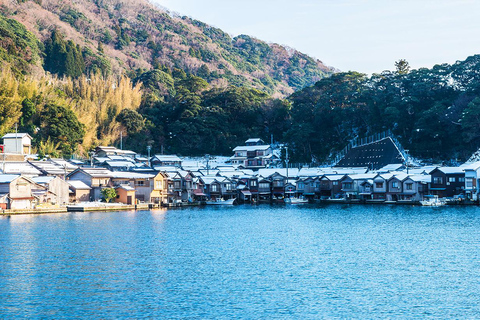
2, 133, 32, 155
230, 138, 278, 169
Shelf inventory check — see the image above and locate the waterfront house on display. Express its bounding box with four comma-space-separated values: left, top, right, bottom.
115, 185, 136, 204
269, 172, 286, 199
32, 176, 70, 205
0, 174, 39, 209
461, 162, 480, 201
386, 173, 408, 201
67, 168, 113, 201
401, 175, 430, 201
67, 180, 91, 202
372, 174, 390, 200
201, 176, 222, 200
111, 171, 167, 204
341, 175, 356, 199
258, 177, 272, 202
1, 161, 42, 177
319, 175, 345, 199
429, 167, 465, 198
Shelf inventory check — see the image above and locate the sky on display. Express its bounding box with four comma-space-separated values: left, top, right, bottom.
152, 0, 480, 74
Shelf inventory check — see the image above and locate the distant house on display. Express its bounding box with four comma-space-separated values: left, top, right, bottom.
429, 167, 465, 198
2, 133, 32, 155
94, 146, 136, 158
0, 175, 41, 209
67, 180, 91, 202
115, 185, 136, 205
32, 176, 70, 205
151, 155, 182, 168
462, 162, 480, 201
67, 168, 113, 201
230, 138, 278, 169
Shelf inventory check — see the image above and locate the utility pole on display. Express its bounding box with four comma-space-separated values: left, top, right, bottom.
147, 145, 152, 167
15, 123, 18, 154
120, 131, 123, 150
206, 154, 210, 175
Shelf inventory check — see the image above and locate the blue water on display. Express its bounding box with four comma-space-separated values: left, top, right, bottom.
1, 205, 480, 318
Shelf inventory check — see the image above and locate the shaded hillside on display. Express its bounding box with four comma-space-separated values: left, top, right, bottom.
285, 56, 480, 164
0, 0, 333, 96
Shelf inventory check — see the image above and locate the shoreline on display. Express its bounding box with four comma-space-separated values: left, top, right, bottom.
1, 199, 478, 216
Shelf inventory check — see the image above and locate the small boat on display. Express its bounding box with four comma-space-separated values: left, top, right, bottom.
420, 196, 446, 206
205, 198, 235, 205
284, 197, 308, 204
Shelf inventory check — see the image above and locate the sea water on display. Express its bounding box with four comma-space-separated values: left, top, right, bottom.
1, 204, 479, 318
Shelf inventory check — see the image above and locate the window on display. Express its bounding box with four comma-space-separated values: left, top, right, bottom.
211, 184, 218, 192
136, 180, 145, 186
343, 182, 352, 189
226, 184, 233, 190
250, 180, 257, 187
333, 181, 338, 186
297, 183, 304, 189
466, 178, 474, 188
459, 177, 465, 182
406, 183, 413, 190
273, 180, 284, 187
448, 177, 456, 183
392, 181, 398, 188
259, 183, 270, 189
156, 181, 162, 189
433, 177, 443, 184
376, 182, 383, 188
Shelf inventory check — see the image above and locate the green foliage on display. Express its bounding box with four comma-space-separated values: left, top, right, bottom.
44, 30, 85, 78
0, 15, 42, 73
116, 109, 144, 134
39, 104, 85, 156
101, 188, 117, 203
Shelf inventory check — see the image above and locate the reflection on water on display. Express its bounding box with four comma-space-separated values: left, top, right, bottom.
1, 205, 480, 318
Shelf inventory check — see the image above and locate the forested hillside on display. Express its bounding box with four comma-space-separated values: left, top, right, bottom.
0, 0, 332, 96
1, 0, 480, 164
285, 58, 480, 164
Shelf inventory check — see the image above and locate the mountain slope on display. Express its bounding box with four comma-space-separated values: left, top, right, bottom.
0, 0, 333, 96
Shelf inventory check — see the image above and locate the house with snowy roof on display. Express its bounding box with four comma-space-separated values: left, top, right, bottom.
230, 138, 278, 169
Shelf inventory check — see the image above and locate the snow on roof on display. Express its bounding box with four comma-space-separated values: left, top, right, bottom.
233, 145, 271, 152
245, 138, 263, 143
2, 133, 32, 139
321, 174, 346, 181
67, 180, 91, 190
110, 172, 155, 179
32, 176, 55, 184
348, 173, 376, 180
0, 174, 20, 183
77, 168, 113, 177
437, 167, 465, 175
378, 163, 404, 172
152, 155, 182, 162
106, 161, 136, 168
2, 162, 42, 176
409, 175, 431, 183
116, 185, 135, 191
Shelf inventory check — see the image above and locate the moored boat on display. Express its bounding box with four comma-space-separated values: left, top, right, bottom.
284, 197, 308, 204
420, 196, 446, 206
205, 198, 235, 205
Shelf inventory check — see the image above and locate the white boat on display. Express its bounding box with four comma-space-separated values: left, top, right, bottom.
420, 196, 446, 206
205, 198, 235, 205
284, 197, 308, 204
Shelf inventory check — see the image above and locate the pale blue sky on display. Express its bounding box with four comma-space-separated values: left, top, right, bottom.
152, 0, 480, 74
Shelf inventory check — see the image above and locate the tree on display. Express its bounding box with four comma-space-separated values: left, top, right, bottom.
116, 109, 144, 134
101, 188, 117, 203
39, 104, 85, 156
395, 59, 410, 75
